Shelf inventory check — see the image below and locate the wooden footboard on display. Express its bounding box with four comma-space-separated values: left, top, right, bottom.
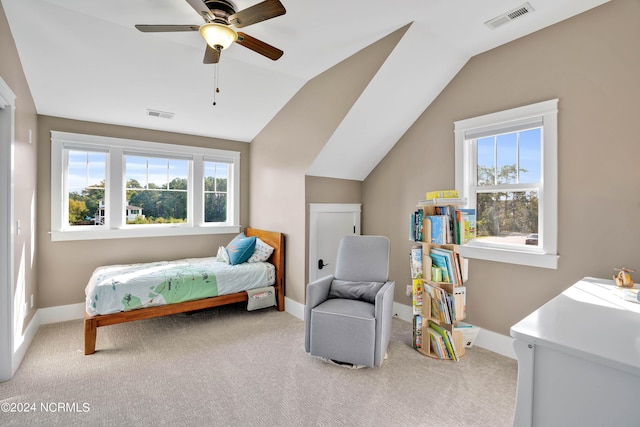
84, 228, 285, 355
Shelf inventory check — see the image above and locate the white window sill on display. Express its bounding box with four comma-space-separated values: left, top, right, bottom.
457, 243, 559, 269
50, 225, 241, 241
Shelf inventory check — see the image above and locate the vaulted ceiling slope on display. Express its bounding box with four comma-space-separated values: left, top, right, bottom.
2, 0, 609, 181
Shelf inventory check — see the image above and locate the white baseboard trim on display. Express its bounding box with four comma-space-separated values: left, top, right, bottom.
12, 314, 40, 376
393, 302, 515, 359
285, 297, 304, 321
475, 326, 516, 359
38, 303, 85, 325
393, 301, 414, 322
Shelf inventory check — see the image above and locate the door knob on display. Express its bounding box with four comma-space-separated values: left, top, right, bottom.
318, 259, 329, 270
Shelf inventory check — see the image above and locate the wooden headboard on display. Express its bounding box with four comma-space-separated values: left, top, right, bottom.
245, 228, 285, 311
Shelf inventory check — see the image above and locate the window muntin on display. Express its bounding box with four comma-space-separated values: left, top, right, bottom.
51, 131, 241, 241
454, 99, 558, 269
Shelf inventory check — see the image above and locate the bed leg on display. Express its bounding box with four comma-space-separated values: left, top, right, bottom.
276, 280, 285, 312
84, 317, 97, 355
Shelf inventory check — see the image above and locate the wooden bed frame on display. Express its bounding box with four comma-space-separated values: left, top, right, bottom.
83, 228, 285, 355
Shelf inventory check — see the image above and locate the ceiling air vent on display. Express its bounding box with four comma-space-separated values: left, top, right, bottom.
485, 2, 535, 30
146, 109, 174, 119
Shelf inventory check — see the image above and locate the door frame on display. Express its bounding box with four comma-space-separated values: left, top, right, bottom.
0, 76, 16, 382
308, 203, 361, 283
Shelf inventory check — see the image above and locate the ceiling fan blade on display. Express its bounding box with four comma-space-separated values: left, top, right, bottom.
185, 0, 214, 21
236, 32, 283, 60
203, 45, 221, 64
135, 24, 199, 32
229, 0, 286, 28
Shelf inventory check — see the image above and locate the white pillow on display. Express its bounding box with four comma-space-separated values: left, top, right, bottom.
216, 245, 230, 264
247, 238, 274, 263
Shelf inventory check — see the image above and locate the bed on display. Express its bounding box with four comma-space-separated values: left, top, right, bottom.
83, 228, 285, 355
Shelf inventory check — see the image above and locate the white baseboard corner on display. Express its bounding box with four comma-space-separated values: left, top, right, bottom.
12, 313, 40, 376
8, 304, 85, 379
285, 296, 304, 321
393, 302, 516, 360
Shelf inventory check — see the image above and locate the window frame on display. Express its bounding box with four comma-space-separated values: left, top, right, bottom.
454, 99, 559, 269
51, 131, 241, 241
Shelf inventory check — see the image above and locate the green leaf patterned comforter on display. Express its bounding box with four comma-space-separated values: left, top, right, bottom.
85, 257, 275, 315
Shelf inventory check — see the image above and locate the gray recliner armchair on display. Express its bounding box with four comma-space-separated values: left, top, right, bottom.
305, 235, 395, 368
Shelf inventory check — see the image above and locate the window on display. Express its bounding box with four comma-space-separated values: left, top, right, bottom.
51, 131, 240, 241
204, 160, 229, 223
454, 99, 559, 269
125, 155, 189, 224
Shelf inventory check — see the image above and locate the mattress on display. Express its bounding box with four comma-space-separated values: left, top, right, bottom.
85, 257, 275, 315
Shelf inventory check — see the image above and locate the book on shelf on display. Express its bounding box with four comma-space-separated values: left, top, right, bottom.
423, 283, 452, 324
410, 246, 423, 279
427, 215, 448, 245
430, 247, 460, 285
425, 190, 458, 200
455, 208, 476, 244
412, 278, 423, 316
431, 266, 442, 283
413, 315, 423, 349
428, 252, 451, 283
428, 320, 460, 361
434, 205, 457, 244
409, 209, 424, 241
427, 327, 447, 359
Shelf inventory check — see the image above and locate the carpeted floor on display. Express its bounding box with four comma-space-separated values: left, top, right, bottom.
0, 304, 517, 426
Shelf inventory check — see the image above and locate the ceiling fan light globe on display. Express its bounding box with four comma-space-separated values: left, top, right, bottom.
199, 23, 237, 50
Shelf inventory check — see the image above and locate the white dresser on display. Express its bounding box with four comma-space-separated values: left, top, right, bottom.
510, 277, 640, 427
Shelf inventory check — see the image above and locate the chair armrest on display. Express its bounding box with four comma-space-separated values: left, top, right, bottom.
374, 281, 395, 318
305, 274, 334, 353
374, 281, 395, 366
305, 274, 334, 310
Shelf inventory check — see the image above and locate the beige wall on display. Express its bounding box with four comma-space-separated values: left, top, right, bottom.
0, 5, 39, 327
363, 0, 640, 335
36, 115, 250, 308
249, 26, 407, 305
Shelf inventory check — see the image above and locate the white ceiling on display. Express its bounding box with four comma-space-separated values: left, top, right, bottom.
2, 0, 608, 180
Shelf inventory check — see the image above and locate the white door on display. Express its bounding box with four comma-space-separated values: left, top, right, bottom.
309, 204, 361, 282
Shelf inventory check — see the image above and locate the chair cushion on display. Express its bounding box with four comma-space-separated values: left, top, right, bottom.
328, 279, 384, 304
310, 299, 376, 367
312, 297, 375, 319
334, 235, 389, 282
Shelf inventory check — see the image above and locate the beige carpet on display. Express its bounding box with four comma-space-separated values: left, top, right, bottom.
0, 304, 517, 426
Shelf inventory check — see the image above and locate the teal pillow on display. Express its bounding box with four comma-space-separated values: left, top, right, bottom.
226, 234, 257, 265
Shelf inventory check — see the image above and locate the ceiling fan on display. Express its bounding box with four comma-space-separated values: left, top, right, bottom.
135, 0, 286, 64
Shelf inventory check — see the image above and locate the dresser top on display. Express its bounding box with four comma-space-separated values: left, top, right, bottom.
511, 277, 640, 375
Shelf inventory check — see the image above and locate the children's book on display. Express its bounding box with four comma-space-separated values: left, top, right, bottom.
410, 246, 423, 279
427, 215, 447, 245
456, 208, 476, 244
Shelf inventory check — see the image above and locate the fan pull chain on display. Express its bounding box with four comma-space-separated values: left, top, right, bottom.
212, 63, 221, 106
